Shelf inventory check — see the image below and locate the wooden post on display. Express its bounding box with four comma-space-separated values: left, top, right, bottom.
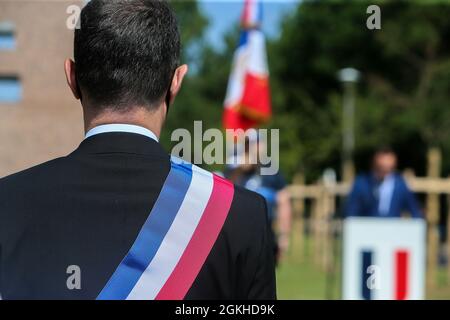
311, 182, 327, 267
402, 168, 415, 182
312, 180, 335, 271
342, 160, 355, 185
291, 173, 305, 262
426, 147, 441, 289
321, 186, 335, 272
321, 188, 330, 270
447, 190, 450, 283
312, 187, 322, 266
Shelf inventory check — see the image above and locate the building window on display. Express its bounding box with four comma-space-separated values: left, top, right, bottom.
0, 76, 22, 103
0, 22, 16, 51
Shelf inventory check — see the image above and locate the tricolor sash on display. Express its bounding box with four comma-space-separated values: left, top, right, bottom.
97, 157, 235, 300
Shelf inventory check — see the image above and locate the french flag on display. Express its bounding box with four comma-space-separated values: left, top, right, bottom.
223, 0, 272, 130
360, 249, 410, 300
97, 157, 234, 300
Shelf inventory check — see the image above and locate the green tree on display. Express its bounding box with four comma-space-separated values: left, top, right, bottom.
269, 0, 450, 180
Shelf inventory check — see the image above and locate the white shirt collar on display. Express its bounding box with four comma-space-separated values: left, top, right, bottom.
84, 124, 159, 142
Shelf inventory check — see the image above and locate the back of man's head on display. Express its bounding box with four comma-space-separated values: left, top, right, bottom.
74, 0, 180, 111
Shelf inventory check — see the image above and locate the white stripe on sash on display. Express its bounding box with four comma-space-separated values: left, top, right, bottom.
126, 166, 214, 300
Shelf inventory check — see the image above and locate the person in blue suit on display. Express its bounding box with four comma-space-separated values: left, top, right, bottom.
345, 147, 423, 218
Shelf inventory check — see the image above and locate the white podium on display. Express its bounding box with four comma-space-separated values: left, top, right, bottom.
342, 217, 426, 300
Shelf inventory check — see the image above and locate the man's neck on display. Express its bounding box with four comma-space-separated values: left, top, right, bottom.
83, 105, 165, 139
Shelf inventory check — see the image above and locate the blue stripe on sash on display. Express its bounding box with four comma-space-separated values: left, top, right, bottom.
97, 161, 193, 300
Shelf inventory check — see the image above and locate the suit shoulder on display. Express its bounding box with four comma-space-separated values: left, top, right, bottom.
227, 184, 268, 228
0, 157, 67, 189
233, 184, 267, 211
395, 174, 410, 188
352, 174, 371, 191
0, 157, 69, 227
354, 174, 369, 184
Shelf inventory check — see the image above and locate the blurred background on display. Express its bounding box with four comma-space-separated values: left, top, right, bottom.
1, 0, 450, 299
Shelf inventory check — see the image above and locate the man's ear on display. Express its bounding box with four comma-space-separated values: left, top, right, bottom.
64, 59, 81, 100
168, 64, 188, 105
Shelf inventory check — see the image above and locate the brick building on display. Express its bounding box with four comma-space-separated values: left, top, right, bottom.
0, 0, 84, 177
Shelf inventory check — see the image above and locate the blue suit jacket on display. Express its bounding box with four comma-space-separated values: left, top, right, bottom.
345, 173, 422, 218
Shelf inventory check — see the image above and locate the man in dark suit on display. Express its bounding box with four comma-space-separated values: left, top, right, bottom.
345, 147, 422, 219
0, 0, 275, 299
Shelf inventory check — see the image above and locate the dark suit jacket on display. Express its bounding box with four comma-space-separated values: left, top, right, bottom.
345, 173, 422, 218
0, 132, 276, 299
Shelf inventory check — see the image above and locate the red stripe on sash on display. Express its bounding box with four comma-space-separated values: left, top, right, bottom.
395, 250, 409, 300
155, 175, 234, 300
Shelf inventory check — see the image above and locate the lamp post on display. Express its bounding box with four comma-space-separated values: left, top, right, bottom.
338, 68, 360, 183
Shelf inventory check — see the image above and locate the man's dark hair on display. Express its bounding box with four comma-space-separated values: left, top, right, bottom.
374, 145, 396, 157
74, 0, 180, 110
